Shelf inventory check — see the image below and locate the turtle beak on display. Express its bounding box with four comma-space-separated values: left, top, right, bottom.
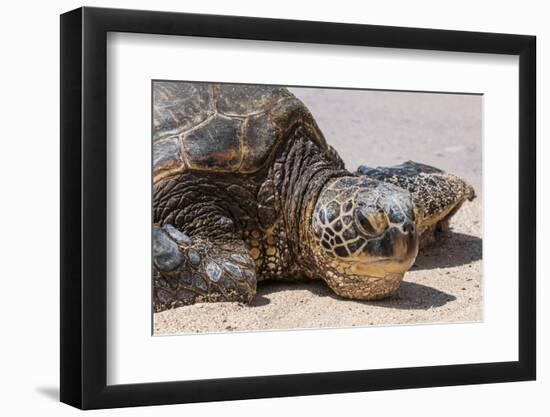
390, 221, 419, 263
363, 222, 418, 263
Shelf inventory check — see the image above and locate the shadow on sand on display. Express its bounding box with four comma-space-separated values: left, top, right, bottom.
256, 279, 456, 310
413, 231, 482, 271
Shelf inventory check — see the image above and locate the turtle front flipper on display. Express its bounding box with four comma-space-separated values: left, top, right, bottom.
356, 161, 476, 247
152, 224, 257, 312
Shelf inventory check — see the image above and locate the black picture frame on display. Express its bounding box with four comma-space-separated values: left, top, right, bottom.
60, 6, 536, 410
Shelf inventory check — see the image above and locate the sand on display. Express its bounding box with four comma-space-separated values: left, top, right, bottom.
154, 88, 483, 335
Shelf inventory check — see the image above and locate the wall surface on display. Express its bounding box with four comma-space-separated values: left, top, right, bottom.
0, 0, 545, 415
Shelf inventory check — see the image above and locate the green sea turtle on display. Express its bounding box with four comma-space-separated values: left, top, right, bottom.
152, 81, 475, 312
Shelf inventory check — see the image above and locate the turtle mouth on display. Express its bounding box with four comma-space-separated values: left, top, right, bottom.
349, 256, 417, 277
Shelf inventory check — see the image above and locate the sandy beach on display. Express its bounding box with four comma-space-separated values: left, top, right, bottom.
154, 87, 483, 335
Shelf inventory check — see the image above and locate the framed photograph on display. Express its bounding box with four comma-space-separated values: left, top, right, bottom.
60, 6, 536, 409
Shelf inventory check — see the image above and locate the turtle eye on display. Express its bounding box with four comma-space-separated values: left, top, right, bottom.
354, 207, 387, 237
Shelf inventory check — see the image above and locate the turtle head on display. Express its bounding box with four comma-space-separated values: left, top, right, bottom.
310, 176, 420, 296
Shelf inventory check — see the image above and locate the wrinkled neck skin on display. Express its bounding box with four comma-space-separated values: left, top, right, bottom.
276, 131, 414, 299
274, 128, 348, 277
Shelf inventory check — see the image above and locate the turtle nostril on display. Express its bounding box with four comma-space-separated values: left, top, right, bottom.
403, 221, 415, 234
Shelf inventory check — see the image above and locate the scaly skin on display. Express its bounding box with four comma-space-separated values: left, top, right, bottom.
152, 126, 345, 310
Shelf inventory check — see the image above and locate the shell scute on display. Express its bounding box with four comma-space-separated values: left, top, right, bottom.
153, 137, 183, 174
153, 81, 214, 141
216, 84, 292, 116
182, 115, 243, 171
240, 113, 281, 172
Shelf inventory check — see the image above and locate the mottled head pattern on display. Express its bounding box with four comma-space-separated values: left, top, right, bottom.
311, 176, 419, 280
